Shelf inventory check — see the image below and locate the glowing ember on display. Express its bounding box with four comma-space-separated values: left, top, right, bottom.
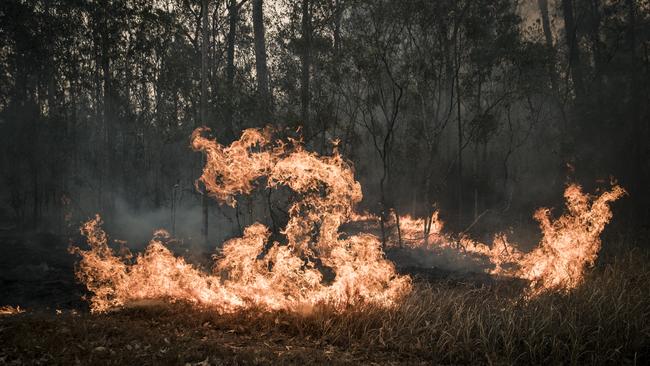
72, 127, 411, 313
0, 305, 24, 316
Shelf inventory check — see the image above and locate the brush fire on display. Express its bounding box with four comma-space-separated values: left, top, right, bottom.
70, 128, 625, 313
3, 1, 649, 362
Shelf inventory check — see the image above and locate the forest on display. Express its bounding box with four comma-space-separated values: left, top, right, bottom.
1, 0, 648, 240
0, 0, 649, 365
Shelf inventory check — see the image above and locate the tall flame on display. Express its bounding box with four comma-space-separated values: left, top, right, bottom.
72, 127, 411, 313
387, 184, 625, 294
71, 127, 624, 313
516, 184, 625, 294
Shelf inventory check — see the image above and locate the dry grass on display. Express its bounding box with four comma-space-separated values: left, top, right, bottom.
1, 250, 649, 365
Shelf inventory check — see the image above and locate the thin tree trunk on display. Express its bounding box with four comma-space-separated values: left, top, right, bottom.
379, 169, 387, 248
474, 77, 482, 221
226, 0, 237, 136
300, 0, 311, 130
539, 0, 554, 51
539, 0, 571, 183
201, 0, 210, 245
32, 163, 39, 229
588, 0, 603, 92
538, 0, 558, 92
101, 17, 113, 220
93, 9, 104, 213
456, 44, 463, 229
334, 0, 341, 57
253, 0, 270, 124
561, 0, 585, 102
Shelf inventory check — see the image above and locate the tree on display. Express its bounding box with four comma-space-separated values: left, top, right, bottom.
300, 0, 311, 130
201, 0, 210, 245
253, 0, 270, 123
561, 0, 585, 102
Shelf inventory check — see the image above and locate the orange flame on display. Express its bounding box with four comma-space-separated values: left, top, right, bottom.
0, 305, 24, 315
516, 184, 626, 294
385, 184, 625, 294
71, 127, 624, 312
72, 127, 411, 313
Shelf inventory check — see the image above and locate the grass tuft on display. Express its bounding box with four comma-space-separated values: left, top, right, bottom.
1, 250, 648, 365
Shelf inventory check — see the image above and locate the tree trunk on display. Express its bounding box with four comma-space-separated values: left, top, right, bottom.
253, 0, 270, 124
456, 40, 463, 229
539, 0, 571, 184
201, 0, 210, 245
101, 17, 113, 220
588, 0, 603, 92
226, 0, 237, 136
538, 0, 554, 49
92, 9, 104, 213
300, 0, 311, 130
538, 0, 558, 92
561, 0, 585, 102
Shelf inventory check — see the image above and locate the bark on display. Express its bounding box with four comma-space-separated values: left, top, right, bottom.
561, 0, 585, 102
374, 62, 403, 249
300, 0, 311, 130
456, 37, 463, 229
201, 0, 210, 122
226, 0, 237, 135
201, 0, 210, 245
588, 0, 603, 91
101, 15, 113, 219
333, 0, 342, 57
538, 0, 558, 92
253, 0, 270, 123
539, 0, 570, 181
92, 8, 104, 213
538, 0, 554, 50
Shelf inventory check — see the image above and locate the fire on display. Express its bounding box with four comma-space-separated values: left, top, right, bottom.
394, 211, 446, 249
382, 184, 625, 294
71, 127, 624, 313
72, 127, 411, 313
515, 184, 626, 294
0, 305, 24, 316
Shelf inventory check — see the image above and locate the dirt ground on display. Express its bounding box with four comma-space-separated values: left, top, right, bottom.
0, 305, 421, 365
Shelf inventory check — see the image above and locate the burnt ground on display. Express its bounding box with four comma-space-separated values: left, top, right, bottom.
0, 230, 87, 311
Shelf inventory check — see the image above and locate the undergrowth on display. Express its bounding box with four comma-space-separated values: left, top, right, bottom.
1, 250, 648, 365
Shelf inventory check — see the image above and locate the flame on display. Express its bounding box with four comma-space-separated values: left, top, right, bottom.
0, 305, 24, 316
394, 211, 446, 249
384, 184, 625, 294
72, 127, 411, 313
515, 184, 626, 294
72, 127, 624, 312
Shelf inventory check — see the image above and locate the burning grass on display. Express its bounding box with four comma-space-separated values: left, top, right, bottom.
69, 127, 625, 315
2, 248, 648, 365
3, 127, 639, 364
